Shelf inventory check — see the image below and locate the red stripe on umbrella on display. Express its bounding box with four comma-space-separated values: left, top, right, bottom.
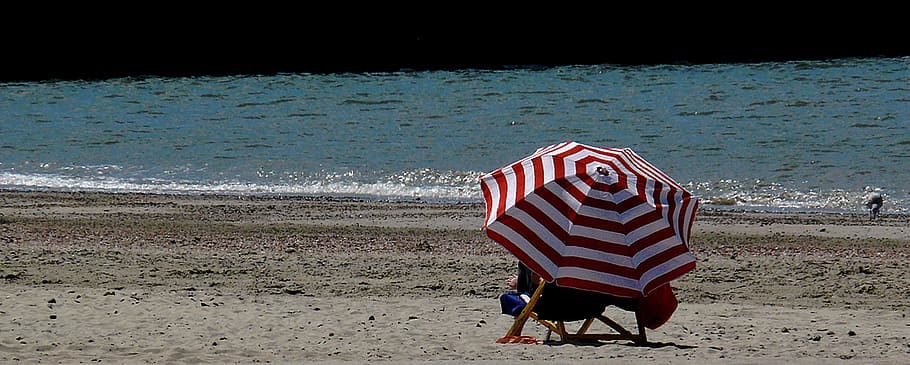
480, 141, 698, 298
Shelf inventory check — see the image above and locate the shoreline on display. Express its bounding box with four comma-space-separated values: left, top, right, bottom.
2, 190, 909, 363
1, 187, 906, 219
3, 189, 908, 239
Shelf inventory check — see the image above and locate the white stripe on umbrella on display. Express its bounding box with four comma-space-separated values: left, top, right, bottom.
558, 266, 640, 289
481, 141, 699, 298
633, 232, 686, 260
563, 246, 634, 269
524, 194, 575, 235
503, 165, 518, 215
641, 253, 697, 287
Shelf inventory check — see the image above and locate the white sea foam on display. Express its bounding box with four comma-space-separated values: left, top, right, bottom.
2, 171, 906, 213
0, 171, 485, 202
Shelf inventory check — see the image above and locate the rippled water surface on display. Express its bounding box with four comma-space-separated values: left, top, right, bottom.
1, 57, 908, 213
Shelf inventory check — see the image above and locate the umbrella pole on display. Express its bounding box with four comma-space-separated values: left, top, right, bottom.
505, 278, 547, 337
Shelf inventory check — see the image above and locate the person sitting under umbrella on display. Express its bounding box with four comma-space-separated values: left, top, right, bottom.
499, 262, 538, 316
500, 261, 640, 320
499, 260, 680, 331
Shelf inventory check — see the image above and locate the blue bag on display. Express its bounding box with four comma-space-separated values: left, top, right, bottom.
499, 292, 529, 316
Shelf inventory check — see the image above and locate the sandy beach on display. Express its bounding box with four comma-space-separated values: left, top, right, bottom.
1, 191, 909, 364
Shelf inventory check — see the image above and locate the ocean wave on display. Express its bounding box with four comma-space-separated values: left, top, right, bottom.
1, 171, 906, 214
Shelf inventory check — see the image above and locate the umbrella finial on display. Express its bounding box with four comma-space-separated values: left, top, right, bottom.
595, 166, 613, 183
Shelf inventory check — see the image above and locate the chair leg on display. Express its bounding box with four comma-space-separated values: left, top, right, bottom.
576, 318, 596, 335
597, 315, 633, 336
634, 311, 648, 345
552, 313, 648, 344
505, 279, 546, 337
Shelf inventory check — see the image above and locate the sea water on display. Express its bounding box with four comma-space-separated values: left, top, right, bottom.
1, 57, 908, 214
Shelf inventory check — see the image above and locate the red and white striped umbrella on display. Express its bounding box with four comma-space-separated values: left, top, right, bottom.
481, 141, 698, 298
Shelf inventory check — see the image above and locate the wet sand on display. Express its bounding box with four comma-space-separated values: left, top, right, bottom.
1, 191, 909, 364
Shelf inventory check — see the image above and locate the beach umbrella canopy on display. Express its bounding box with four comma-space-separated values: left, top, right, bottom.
481, 141, 699, 298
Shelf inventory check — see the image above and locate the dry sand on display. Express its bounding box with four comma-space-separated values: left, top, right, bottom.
1, 191, 909, 364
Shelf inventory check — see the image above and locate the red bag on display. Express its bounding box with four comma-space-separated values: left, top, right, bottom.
636, 283, 678, 330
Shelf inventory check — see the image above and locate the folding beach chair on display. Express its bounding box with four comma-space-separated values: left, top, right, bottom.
501, 277, 648, 345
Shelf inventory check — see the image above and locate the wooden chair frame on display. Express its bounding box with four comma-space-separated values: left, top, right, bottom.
504, 279, 647, 344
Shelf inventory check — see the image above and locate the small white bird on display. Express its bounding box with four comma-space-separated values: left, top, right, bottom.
864, 191, 884, 220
